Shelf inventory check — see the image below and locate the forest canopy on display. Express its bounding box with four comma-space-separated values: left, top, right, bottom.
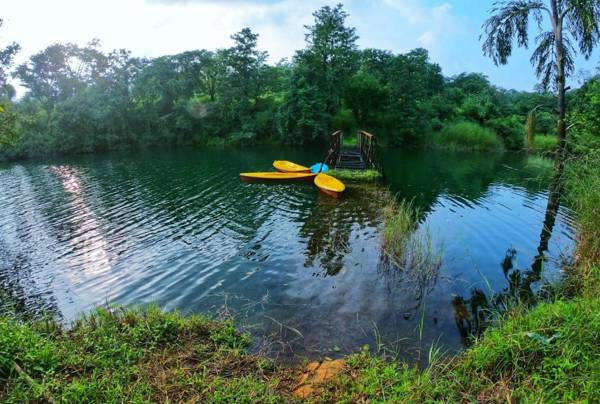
0, 4, 598, 160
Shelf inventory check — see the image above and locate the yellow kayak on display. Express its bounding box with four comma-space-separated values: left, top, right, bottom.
240, 172, 316, 182
273, 160, 311, 173
314, 173, 346, 198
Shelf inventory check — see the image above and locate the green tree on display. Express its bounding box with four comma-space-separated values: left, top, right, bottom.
0, 18, 19, 99
345, 69, 388, 127
283, 4, 359, 143
482, 0, 600, 170
0, 18, 20, 147
15, 40, 108, 104
0, 99, 18, 147
385, 48, 444, 145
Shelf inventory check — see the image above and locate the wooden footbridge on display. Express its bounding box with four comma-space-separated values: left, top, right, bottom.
325, 130, 380, 171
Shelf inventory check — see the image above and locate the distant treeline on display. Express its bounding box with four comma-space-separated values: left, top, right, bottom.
0, 4, 599, 160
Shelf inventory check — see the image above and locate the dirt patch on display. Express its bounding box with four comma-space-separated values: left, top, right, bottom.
293, 359, 346, 399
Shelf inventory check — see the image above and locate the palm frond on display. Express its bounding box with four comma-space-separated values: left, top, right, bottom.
482, 1, 546, 65
530, 31, 575, 89
563, 0, 600, 58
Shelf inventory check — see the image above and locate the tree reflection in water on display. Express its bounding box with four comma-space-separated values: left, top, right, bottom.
299, 184, 387, 276
452, 175, 564, 346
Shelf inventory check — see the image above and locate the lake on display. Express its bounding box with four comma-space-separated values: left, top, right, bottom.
0, 147, 575, 363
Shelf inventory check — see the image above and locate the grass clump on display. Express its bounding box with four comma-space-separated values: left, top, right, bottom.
382, 198, 442, 276
327, 169, 381, 182
382, 198, 419, 263
532, 135, 558, 156
0, 305, 294, 403
436, 121, 504, 151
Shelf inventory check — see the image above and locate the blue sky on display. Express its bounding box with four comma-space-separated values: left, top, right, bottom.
2, 0, 599, 91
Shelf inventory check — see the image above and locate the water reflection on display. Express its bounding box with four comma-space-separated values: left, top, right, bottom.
300, 184, 385, 276
51, 166, 112, 278
0, 148, 575, 363
452, 173, 565, 345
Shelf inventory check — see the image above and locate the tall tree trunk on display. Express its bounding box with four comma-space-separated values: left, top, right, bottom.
541, 0, 567, 236
552, 0, 567, 181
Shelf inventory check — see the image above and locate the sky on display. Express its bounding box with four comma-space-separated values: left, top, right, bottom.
1, 0, 599, 92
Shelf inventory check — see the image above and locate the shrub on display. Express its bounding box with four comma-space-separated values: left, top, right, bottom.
532, 135, 557, 156
487, 115, 524, 150
436, 122, 503, 151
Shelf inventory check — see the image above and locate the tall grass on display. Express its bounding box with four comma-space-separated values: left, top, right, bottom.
567, 147, 600, 269
436, 122, 503, 151
382, 198, 442, 277
382, 199, 419, 263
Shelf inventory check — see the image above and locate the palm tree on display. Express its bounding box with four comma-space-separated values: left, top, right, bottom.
482, 0, 600, 176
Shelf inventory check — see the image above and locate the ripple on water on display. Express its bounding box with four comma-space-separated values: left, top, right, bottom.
0, 148, 576, 362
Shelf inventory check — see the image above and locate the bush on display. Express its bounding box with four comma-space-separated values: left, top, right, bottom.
488, 115, 524, 150
532, 135, 557, 156
435, 122, 503, 151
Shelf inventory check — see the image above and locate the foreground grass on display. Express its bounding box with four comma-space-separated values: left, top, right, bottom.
436, 121, 504, 151
317, 296, 600, 402
0, 306, 295, 403
328, 169, 381, 182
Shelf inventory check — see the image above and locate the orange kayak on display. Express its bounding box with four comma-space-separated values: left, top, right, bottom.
314, 173, 345, 198
273, 160, 311, 173
240, 172, 316, 182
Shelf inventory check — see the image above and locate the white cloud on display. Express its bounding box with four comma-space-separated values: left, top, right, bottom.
364, 0, 462, 54
417, 31, 436, 47
1, 0, 469, 96
416, 3, 457, 49
1, 0, 341, 67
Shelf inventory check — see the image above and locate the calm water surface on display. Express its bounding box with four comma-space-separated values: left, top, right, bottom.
0, 147, 575, 362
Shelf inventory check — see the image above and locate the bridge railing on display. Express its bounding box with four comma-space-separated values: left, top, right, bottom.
357, 130, 379, 170
324, 130, 342, 168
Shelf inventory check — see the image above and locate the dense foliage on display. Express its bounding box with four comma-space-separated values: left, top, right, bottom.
0, 5, 578, 160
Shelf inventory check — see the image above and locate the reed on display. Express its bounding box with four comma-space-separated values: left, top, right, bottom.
382, 198, 442, 277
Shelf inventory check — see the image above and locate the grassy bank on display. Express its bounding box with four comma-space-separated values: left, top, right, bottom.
0, 306, 296, 402
327, 169, 381, 182
435, 122, 504, 151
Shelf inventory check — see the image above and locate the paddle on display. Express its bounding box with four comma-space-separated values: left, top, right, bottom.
315, 148, 334, 174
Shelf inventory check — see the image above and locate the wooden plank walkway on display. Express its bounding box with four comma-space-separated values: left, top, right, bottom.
324, 130, 379, 171
336, 148, 366, 170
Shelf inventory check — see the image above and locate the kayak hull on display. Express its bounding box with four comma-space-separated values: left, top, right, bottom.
273, 160, 311, 173
240, 172, 316, 182
314, 173, 346, 198
318, 187, 343, 199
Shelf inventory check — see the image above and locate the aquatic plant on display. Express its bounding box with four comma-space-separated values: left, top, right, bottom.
435, 122, 504, 151
381, 198, 442, 278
